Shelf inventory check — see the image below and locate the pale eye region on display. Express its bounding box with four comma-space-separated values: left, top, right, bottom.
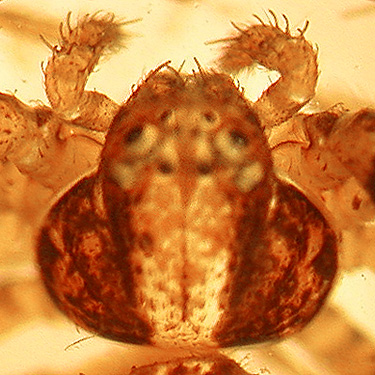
101, 73, 270, 196
235, 161, 265, 192
108, 114, 266, 197
103, 122, 160, 190
213, 127, 266, 192
214, 128, 249, 163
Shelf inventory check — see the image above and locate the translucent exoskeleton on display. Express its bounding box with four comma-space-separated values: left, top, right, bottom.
2, 10, 375, 375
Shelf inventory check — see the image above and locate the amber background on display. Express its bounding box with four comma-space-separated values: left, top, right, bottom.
0, 0, 374, 374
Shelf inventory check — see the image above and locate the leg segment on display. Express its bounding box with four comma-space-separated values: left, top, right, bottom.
325, 109, 375, 202
218, 12, 318, 128
0, 93, 102, 190
42, 13, 127, 126
289, 107, 375, 205
271, 107, 375, 230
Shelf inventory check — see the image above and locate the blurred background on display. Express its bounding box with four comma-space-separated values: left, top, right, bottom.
0, 0, 374, 374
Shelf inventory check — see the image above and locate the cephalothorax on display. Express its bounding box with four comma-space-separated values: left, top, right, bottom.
2, 10, 375, 375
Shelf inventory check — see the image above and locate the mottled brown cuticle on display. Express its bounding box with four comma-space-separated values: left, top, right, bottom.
24, 9, 375, 374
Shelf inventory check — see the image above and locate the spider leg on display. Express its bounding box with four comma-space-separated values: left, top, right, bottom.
218, 11, 318, 129
0, 93, 40, 162
0, 92, 102, 191
0, 93, 64, 184
272, 107, 375, 231
324, 109, 375, 202
42, 13, 133, 130
284, 107, 375, 206
298, 108, 375, 270
271, 108, 352, 192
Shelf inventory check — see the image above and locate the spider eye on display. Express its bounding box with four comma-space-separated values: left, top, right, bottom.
123, 124, 159, 156
125, 126, 144, 144
214, 128, 249, 162
230, 130, 248, 147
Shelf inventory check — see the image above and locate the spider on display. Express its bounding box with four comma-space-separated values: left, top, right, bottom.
1, 10, 374, 375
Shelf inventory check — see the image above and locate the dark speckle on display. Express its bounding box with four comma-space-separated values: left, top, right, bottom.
352, 195, 362, 210
125, 126, 143, 144
160, 110, 172, 122
138, 232, 154, 257
158, 162, 174, 174
230, 129, 248, 147
203, 111, 216, 122
197, 163, 212, 175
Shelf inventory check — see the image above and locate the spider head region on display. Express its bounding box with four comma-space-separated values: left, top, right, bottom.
101, 68, 273, 203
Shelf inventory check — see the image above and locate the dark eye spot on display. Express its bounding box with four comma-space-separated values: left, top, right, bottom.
230, 130, 248, 147
190, 127, 199, 138
125, 126, 143, 144
158, 162, 174, 174
138, 232, 154, 257
352, 195, 362, 210
197, 163, 212, 175
203, 112, 216, 123
160, 110, 172, 122
246, 111, 260, 126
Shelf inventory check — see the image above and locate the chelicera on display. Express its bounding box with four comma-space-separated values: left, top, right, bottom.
2, 10, 374, 375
